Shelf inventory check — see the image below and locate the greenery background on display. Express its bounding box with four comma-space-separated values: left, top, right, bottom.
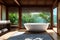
9, 11, 57, 28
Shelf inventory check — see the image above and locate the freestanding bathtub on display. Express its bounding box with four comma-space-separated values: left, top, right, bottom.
24, 23, 50, 31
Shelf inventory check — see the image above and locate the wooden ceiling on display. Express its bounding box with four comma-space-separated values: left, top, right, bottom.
0, 0, 57, 7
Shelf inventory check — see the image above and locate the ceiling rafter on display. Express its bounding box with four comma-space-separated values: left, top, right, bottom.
0, 0, 19, 6
17, 0, 22, 5
14, 0, 20, 6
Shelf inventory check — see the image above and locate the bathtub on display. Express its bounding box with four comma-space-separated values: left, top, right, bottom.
24, 23, 50, 31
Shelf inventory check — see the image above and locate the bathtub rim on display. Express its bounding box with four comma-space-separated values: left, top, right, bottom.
24, 23, 50, 31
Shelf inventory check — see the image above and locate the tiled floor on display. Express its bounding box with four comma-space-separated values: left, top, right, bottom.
0, 29, 60, 40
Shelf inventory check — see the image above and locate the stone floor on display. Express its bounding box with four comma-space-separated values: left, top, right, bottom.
0, 28, 60, 40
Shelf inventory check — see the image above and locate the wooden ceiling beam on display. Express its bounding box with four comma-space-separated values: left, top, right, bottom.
14, 0, 20, 6
0, 0, 55, 8
6, 4, 52, 8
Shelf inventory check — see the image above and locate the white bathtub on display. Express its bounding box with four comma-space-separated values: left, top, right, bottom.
24, 23, 50, 31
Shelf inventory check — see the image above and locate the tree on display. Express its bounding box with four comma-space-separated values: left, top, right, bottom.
9, 13, 18, 25
39, 12, 50, 23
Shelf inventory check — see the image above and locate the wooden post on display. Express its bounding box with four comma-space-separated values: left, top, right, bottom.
6, 6, 8, 20
18, 7, 22, 29
0, 5, 2, 20
50, 7, 53, 29
57, 0, 58, 34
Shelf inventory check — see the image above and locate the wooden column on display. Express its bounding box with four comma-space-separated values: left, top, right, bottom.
0, 5, 2, 20
57, 2, 60, 35
57, 2, 58, 33
6, 6, 8, 20
19, 7, 22, 29
50, 7, 53, 29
